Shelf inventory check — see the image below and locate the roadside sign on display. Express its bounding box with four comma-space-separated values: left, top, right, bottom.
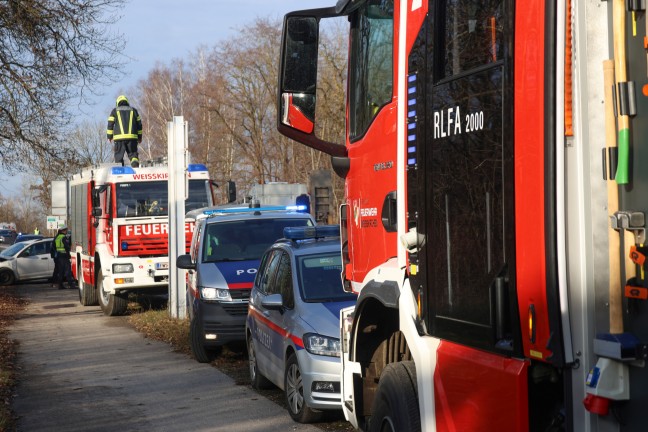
47, 215, 65, 230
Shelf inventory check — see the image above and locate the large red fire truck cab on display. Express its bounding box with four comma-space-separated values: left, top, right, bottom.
69, 162, 214, 316
278, 1, 648, 431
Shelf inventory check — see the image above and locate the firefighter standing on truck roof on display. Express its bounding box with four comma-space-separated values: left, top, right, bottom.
107, 95, 142, 168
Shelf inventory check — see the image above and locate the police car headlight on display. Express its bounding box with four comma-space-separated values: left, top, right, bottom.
113, 263, 134, 274
303, 333, 340, 357
200, 287, 232, 302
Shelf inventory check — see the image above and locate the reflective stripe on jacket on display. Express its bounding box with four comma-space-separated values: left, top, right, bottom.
107, 105, 143, 141
54, 233, 66, 253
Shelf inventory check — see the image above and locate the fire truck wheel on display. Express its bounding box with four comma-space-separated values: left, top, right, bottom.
79, 281, 98, 306
0, 270, 15, 286
284, 353, 322, 423
248, 334, 272, 390
369, 361, 421, 432
190, 316, 216, 363
97, 270, 128, 316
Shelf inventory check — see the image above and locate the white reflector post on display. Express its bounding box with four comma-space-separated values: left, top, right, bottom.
168, 116, 187, 319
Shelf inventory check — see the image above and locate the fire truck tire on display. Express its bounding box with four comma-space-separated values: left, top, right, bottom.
79, 282, 98, 306
247, 334, 272, 390
97, 271, 128, 316
0, 270, 15, 286
369, 361, 421, 432
284, 353, 322, 423
190, 316, 215, 363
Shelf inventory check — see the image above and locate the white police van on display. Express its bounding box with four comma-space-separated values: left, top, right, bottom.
177, 203, 315, 363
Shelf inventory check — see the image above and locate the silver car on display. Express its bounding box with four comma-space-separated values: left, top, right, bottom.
246, 225, 356, 423
0, 239, 55, 285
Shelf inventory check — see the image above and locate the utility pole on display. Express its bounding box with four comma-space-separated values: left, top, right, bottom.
168, 116, 187, 319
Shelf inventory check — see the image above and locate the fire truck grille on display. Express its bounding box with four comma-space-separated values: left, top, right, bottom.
119, 235, 168, 257
117, 227, 193, 257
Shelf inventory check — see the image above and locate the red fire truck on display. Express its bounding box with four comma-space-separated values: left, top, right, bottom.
277, 0, 648, 431
69, 162, 215, 316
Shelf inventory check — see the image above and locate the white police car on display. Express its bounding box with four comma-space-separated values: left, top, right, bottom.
177, 204, 315, 363
246, 225, 357, 423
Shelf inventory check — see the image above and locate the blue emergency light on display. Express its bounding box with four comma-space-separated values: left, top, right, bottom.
188, 163, 208, 172
203, 205, 306, 216
111, 167, 136, 175
284, 225, 339, 240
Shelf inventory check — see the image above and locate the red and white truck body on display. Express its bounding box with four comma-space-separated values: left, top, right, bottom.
69, 163, 214, 315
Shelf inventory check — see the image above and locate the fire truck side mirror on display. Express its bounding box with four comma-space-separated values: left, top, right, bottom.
279, 16, 318, 134
92, 207, 102, 217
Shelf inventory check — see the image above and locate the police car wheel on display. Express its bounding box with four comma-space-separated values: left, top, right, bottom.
284, 353, 322, 423
368, 361, 420, 432
248, 335, 272, 389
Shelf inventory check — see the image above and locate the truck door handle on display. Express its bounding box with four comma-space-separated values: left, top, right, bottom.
262, 311, 271, 318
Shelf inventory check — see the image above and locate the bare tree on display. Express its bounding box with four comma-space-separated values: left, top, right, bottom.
0, 0, 126, 173
29, 119, 110, 211
128, 17, 348, 208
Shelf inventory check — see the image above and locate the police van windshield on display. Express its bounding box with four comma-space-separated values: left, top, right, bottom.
297, 253, 356, 302
116, 180, 211, 217
202, 218, 313, 262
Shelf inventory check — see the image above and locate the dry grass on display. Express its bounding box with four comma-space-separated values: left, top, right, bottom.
0, 288, 28, 432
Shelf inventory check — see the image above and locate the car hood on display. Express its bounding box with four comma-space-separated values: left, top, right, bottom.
299, 300, 356, 339
198, 259, 260, 289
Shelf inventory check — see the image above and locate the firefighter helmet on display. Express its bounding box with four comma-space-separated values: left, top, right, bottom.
116, 95, 129, 106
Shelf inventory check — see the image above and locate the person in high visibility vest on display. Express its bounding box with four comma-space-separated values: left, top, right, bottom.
53, 225, 76, 290
34, 227, 39, 235
107, 95, 143, 168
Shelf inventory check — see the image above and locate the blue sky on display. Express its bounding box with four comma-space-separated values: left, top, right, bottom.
89, 0, 334, 120
1, 0, 334, 197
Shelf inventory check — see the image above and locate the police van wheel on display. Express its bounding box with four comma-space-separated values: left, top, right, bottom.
368, 361, 420, 432
248, 334, 272, 389
285, 353, 322, 423
190, 316, 214, 363
98, 271, 127, 316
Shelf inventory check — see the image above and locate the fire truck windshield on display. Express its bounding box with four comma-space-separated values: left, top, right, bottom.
115, 180, 211, 217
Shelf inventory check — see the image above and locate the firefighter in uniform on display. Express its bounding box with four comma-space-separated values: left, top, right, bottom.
107, 95, 142, 168
54, 225, 76, 290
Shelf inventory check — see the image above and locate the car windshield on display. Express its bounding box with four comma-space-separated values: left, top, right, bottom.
297, 253, 357, 302
0, 242, 27, 258
115, 179, 211, 217
202, 217, 313, 262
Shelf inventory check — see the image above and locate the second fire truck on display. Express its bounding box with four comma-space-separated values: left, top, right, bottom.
69, 162, 215, 316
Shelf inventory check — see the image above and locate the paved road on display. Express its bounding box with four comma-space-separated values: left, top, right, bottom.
10, 283, 321, 432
